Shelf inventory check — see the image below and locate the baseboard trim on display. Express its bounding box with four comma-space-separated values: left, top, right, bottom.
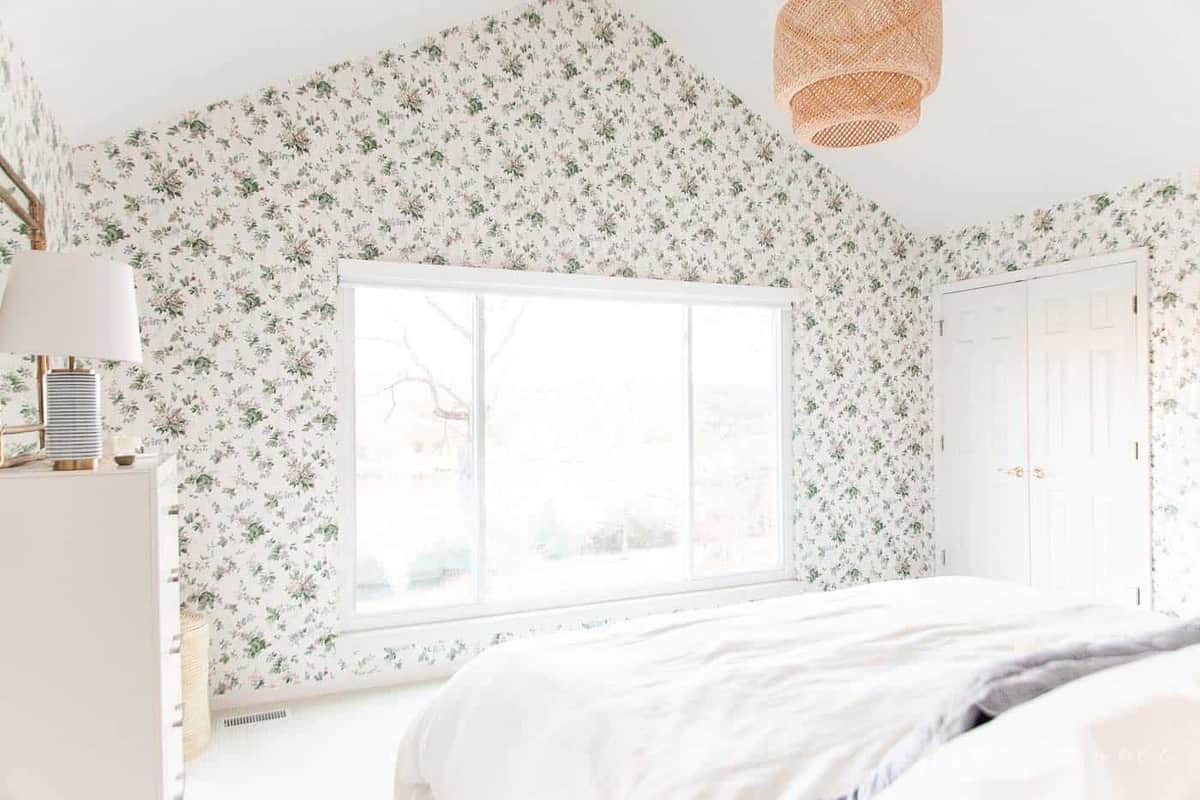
210, 667, 450, 712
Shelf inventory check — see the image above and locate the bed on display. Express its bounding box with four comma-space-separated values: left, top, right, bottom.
394, 576, 1185, 800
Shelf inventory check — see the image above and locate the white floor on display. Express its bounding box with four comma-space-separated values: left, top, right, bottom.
187, 681, 443, 800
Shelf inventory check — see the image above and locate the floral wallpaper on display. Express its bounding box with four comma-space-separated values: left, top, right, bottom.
12, 0, 1189, 708
66, 0, 929, 700
0, 22, 73, 455
921, 173, 1200, 618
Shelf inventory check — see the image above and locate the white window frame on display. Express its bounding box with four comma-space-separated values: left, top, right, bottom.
337, 260, 799, 632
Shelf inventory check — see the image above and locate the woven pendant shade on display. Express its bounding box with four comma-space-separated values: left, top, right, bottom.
774, 0, 942, 149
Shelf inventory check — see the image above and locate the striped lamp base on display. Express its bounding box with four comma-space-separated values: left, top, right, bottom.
45, 370, 103, 469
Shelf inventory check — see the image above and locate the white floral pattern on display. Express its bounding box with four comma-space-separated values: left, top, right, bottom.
0, 21, 73, 451
922, 174, 1200, 618
64, 0, 927, 698
8, 0, 1195, 706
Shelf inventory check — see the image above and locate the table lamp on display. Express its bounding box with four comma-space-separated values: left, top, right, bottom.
0, 251, 143, 470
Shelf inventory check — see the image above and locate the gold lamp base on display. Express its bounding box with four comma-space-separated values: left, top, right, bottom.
52, 458, 100, 471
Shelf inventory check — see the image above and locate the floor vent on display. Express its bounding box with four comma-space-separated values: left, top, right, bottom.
222, 708, 288, 729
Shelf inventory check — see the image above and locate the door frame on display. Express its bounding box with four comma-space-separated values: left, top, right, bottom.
931, 247, 1152, 605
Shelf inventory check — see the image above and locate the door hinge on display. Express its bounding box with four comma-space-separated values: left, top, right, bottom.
941, 549, 947, 567
1134, 441, 1139, 460
1136, 586, 1142, 606
938, 319, 944, 336
939, 434, 945, 452
1133, 294, 1138, 314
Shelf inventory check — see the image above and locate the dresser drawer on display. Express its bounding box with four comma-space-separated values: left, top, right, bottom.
161, 648, 183, 779
162, 721, 185, 800
158, 507, 180, 581
166, 771, 185, 800
0, 454, 184, 800
162, 649, 182, 713
161, 580, 181, 654
158, 475, 178, 517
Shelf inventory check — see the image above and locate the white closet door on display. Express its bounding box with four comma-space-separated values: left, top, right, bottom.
938, 282, 1030, 583
1026, 263, 1147, 606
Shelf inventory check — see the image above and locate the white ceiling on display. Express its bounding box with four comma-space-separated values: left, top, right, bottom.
3, 0, 1199, 234
0, 0, 525, 142
630, 0, 1200, 233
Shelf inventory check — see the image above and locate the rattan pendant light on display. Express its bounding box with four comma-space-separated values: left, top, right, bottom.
774, 0, 943, 148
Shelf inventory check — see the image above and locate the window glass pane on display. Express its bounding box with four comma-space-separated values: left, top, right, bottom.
483, 296, 686, 603
691, 306, 780, 575
353, 288, 476, 613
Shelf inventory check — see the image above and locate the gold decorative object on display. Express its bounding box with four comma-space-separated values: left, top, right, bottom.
0, 153, 50, 468
774, 0, 943, 148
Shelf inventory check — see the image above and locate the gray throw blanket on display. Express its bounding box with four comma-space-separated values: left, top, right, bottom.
839, 619, 1200, 800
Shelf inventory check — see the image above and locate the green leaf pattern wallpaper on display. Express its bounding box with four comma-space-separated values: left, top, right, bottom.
3, 0, 1196, 705
0, 21, 73, 454
64, 0, 927, 698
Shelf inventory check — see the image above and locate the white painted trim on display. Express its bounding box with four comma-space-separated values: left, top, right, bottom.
470, 295, 487, 605
338, 260, 801, 307
210, 675, 447, 714
776, 308, 796, 578
341, 566, 794, 632
682, 306, 696, 580
931, 247, 1152, 606
336, 285, 358, 629
212, 579, 808, 711
336, 261, 796, 630
936, 247, 1150, 295
1132, 252, 1153, 607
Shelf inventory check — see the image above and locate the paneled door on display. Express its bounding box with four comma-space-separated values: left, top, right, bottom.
934, 250, 1150, 609
937, 282, 1030, 584
1027, 263, 1148, 606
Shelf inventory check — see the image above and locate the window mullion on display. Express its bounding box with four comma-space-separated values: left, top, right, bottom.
683, 305, 695, 582
775, 308, 789, 574
472, 294, 488, 604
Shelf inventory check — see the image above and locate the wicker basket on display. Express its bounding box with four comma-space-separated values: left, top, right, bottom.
181, 610, 212, 759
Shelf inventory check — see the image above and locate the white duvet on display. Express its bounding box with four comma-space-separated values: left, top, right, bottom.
394, 577, 1166, 800
882, 639, 1200, 799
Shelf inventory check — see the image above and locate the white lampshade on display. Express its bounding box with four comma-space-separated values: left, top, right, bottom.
0, 251, 143, 363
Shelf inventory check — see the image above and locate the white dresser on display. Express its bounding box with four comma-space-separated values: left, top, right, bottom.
0, 454, 186, 799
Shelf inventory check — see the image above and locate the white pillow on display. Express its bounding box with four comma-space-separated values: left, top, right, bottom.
880, 643, 1200, 800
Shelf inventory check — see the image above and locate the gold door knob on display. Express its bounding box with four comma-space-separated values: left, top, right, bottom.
1032, 467, 1046, 479
997, 466, 1024, 478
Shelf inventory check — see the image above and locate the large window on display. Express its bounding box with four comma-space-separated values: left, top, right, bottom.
339, 262, 795, 628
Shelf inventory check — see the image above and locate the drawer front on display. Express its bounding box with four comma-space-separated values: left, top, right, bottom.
158, 475, 178, 517
160, 578, 181, 652
162, 720, 184, 800
158, 456, 178, 492
161, 650, 182, 720
159, 457, 186, 799
160, 646, 184, 798
158, 505, 180, 582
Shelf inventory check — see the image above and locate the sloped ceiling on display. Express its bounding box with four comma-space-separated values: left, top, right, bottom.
630, 0, 1200, 233
0, 0, 526, 140
2, 0, 1198, 233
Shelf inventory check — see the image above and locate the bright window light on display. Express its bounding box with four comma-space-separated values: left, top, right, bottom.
339, 263, 794, 627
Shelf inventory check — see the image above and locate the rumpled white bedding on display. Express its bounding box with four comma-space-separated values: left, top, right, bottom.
394, 577, 1166, 800
882, 640, 1200, 799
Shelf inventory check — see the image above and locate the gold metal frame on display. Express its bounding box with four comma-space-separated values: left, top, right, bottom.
0, 152, 50, 469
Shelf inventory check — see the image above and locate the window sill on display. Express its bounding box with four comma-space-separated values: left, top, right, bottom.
338, 578, 806, 650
